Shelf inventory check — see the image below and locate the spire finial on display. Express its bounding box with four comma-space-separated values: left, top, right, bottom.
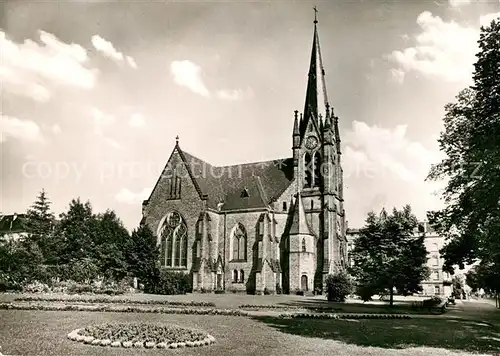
175, 135, 179, 144
313, 6, 318, 24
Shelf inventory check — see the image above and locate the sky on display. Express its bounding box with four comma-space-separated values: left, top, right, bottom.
1, 0, 500, 232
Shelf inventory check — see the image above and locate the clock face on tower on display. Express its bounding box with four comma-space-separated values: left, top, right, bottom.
305, 136, 318, 150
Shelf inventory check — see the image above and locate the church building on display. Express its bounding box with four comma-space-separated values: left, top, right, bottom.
141, 14, 347, 294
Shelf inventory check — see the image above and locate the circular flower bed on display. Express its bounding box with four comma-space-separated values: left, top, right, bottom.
67, 322, 216, 349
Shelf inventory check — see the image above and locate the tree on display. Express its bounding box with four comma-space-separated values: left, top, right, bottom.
93, 210, 130, 281
349, 205, 430, 306
25, 189, 55, 261
426, 20, 500, 304
451, 274, 464, 299
124, 224, 159, 286
53, 198, 95, 265
325, 271, 353, 302
466, 263, 500, 306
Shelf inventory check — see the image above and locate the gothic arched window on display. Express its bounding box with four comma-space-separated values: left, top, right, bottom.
231, 224, 247, 261
301, 238, 306, 253
233, 269, 239, 283
239, 269, 245, 283
313, 151, 321, 187
159, 211, 188, 268
304, 153, 312, 188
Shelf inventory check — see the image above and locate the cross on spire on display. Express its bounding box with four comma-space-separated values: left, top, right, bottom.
313, 6, 318, 24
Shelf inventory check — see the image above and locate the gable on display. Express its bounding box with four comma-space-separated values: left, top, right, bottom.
145, 147, 205, 208
146, 145, 295, 212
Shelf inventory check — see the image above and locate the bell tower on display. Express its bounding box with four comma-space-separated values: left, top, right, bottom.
290, 8, 347, 292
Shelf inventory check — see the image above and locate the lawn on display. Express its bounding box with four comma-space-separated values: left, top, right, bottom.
1, 308, 499, 356
0, 292, 444, 314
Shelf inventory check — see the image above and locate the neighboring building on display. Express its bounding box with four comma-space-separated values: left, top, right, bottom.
346, 221, 452, 297
418, 221, 452, 297
0, 214, 29, 242
141, 15, 348, 295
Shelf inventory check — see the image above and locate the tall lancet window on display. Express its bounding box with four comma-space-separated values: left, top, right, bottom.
231, 224, 247, 261
304, 153, 312, 188
313, 152, 321, 187
167, 165, 182, 199
159, 211, 188, 268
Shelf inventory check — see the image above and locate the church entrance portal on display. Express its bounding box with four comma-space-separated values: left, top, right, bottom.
301, 275, 308, 291
216, 273, 223, 290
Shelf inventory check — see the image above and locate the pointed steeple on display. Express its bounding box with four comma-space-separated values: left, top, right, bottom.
293, 110, 300, 137
289, 192, 314, 235
301, 8, 330, 140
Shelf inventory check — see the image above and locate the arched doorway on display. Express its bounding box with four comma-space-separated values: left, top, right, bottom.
301, 275, 308, 291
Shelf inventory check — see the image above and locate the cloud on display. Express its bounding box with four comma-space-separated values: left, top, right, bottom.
389, 68, 405, 84
91, 35, 137, 69
480, 12, 500, 27
51, 124, 62, 135
104, 137, 123, 150
128, 113, 146, 128
90, 107, 122, 149
0, 114, 43, 143
170, 60, 209, 97
115, 187, 149, 204
215, 88, 253, 101
388, 11, 480, 83
126, 56, 138, 69
0, 30, 97, 101
343, 121, 445, 223
91, 107, 115, 136
448, 0, 471, 6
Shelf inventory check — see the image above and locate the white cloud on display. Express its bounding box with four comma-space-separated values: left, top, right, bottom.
0, 30, 97, 101
216, 88, 253, 101
91, 35, 137, 69
388, 11, 480, 83
91, 107, 115, 135
128, 113, 146, 128
0, 114, 43, 143
343, 121, 445, 224
104, 137, 123, 150
126, 56, 138, 69
51, 124, 62, 135
389, 68, 405, 84
480, 12, 500, 27
448, 0, 471, 6
115, 187, 149, 204
170, 60, 210, 97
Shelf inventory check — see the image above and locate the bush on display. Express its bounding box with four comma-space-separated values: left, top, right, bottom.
144, 270, 192, 295
355, 284, 376, 302
263, 287, 271, 295
22, 281, 50, 293
423, 296, 443, 308
325, 271, 353, 302
68, 258, 100, 283
276, 283, 282, 295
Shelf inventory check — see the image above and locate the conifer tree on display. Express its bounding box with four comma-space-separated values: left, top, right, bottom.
25, 189, 55, 261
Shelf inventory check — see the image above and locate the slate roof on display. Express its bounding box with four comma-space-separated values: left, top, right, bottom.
289, 193, 315, 236
0, 214, 28, 234
179, 148, 294, 211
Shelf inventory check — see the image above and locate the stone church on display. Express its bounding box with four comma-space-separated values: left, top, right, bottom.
141, 16, 347, 294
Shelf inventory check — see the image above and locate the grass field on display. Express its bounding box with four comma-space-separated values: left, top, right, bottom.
1, 307, 499, 355
1, 294, 499, 355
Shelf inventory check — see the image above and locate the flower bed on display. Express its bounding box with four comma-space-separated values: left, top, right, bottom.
0, 303, 248, 316
279, 312, 412, 320
14, 296, 215, 307
239, 304, 340, 312
67, 322, 216, 348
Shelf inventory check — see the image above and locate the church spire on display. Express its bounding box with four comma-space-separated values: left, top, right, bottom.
300, 7, 330, 140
